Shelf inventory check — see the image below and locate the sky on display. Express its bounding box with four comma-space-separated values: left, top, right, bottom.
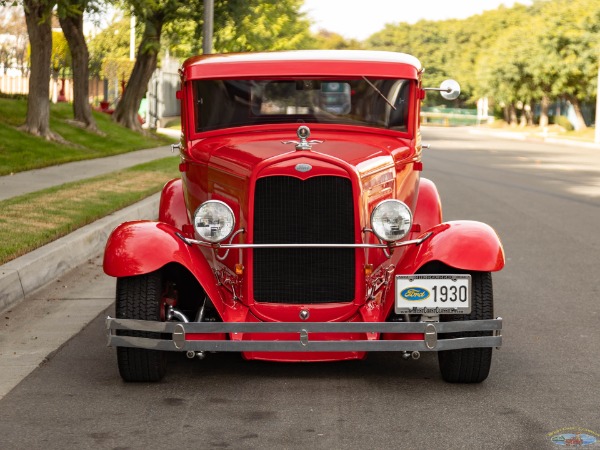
300, 0, 533, 41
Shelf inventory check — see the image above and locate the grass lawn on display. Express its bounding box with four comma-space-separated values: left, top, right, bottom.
0, 97, 175, 175
0, 157, 180, 265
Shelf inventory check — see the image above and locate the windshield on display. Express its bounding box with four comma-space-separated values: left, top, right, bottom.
192, 78, 411, 133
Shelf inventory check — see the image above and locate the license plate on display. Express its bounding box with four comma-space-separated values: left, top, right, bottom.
395, 275, 471, 314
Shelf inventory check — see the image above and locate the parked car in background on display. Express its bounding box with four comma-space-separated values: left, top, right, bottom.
104, 50, 504, 383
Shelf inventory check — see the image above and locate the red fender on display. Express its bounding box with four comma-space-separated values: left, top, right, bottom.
159, 178, 189, 229
412, 177, 442, 235
103, 221, 223, 304
397, 220, 505, 274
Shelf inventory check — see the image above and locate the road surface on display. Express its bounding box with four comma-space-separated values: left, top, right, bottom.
1, 127, 598, 449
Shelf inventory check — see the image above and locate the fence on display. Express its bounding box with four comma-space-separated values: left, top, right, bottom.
421, 107, 479, 126
1, 68, 180, 128
1, 74, 106, 105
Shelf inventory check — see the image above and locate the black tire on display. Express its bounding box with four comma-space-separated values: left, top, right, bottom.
437, 271, 494, 383
116, 271, 167, 382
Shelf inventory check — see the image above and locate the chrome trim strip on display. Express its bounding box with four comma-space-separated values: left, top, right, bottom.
175, 231, 433, 249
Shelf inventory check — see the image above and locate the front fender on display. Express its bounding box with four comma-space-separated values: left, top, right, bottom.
159, 178, 189, 230
103, 221, 222, 302
397, 220, 505, 274
412, 177, 442, 235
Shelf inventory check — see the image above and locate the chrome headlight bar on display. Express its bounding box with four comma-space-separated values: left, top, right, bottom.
176, 230, 433, 249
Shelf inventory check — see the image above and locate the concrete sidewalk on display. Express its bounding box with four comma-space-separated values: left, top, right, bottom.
0, 144, 175, 202
467, 127, 600, 150
0, 132, 180, 314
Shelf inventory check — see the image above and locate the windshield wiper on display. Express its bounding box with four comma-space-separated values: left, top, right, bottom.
362, 76, 396, 111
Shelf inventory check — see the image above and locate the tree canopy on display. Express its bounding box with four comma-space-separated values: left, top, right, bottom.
366, 0, 600, 129
4, 0, 599, 134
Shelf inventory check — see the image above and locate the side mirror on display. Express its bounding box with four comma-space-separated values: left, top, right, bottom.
423, 79, 461, 100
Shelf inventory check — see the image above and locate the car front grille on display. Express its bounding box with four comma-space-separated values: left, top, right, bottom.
253, 175, 355, 304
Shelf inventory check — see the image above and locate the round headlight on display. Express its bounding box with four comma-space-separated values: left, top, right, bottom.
193, 200, 235, 243
370, 199, 413, 242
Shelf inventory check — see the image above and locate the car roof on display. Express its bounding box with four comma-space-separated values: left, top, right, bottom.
181, 50, 423, 80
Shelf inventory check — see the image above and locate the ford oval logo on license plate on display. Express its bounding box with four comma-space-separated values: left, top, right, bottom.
295, 163, 312, 173
400, 287, 430, 301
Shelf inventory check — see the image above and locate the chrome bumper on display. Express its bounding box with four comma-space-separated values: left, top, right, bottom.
106, 317, 502, 352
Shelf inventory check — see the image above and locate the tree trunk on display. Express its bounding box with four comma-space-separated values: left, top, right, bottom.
509, 103, 518, 126
525, 102, 533, 126
59, 12, 98, 132
503, 106, 510, 124
567, 95, 587, 131
113, 18, 163, 132
21, 0, 60, 140
539, 95, 550, 128
519, 106, 527, 127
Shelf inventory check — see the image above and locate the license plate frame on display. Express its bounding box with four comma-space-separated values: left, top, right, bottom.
395, 274, 471, 314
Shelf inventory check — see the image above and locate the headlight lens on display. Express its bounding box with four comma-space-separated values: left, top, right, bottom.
370, 199, 413, 242
193, 200, 235, 243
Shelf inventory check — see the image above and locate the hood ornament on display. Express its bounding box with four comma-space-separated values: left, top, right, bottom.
282, 126, 323, 151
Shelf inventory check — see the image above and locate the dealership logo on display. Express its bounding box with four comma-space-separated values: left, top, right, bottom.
400, 287, 429, 301
548, 427, 599, 447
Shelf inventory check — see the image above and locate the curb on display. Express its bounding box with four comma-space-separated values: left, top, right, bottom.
0, 193, 160, 314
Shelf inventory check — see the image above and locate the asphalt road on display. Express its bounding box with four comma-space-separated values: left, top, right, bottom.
1, 127, 599, 449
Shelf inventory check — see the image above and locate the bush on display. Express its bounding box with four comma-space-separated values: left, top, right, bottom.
0, 92, 28, 100
550, 115, 574, 131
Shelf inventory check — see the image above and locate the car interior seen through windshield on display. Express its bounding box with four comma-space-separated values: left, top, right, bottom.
193, 78, 410, 133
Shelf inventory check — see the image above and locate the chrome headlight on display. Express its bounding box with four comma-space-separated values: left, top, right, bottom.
193, 200, 235, 243
370, 199, 413, 242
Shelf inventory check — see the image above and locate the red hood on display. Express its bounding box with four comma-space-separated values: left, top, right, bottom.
188, 128, 415, 178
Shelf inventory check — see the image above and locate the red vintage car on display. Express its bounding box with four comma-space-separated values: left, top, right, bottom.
104, 50, 504, 383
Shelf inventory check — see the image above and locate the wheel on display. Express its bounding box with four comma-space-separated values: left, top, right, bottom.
116, 271, 167, 382
437, 271, 494, 383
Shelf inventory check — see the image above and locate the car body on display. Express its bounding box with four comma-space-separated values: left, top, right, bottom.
104, 50, 504, 383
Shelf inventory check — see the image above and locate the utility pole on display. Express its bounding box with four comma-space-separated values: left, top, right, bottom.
203, 0, 214, 55
596, 60, 600, 143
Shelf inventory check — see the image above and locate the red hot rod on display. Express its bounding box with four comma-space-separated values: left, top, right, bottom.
104, 50, 504, 383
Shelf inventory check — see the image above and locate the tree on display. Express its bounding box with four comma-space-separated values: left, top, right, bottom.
0, 6, 29, 76
58, 0, 99, 130
311, 30, 363, 50
534, 0, 600, 130
212, 0, 312, 52
366, 20, 460, 105
115, 0, 312, 131
163, 0, 312, 57
112, 0, 185, 131
100, 56, 134, 92
21, 0, 62, 140
51, 30, 70, 77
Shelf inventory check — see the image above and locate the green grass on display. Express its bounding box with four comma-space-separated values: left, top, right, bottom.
560, 127, 596, 141
0, 98, 175, 175
164, 117, 182, 129
0, 157, 180, 265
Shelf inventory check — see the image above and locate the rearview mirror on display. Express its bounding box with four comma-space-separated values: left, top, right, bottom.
423, 79, 461, 100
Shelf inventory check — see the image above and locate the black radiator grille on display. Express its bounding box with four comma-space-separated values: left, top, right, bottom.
253, 176, 355, 304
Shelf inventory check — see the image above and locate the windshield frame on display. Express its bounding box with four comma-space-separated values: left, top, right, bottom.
189, 76, 415, 138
